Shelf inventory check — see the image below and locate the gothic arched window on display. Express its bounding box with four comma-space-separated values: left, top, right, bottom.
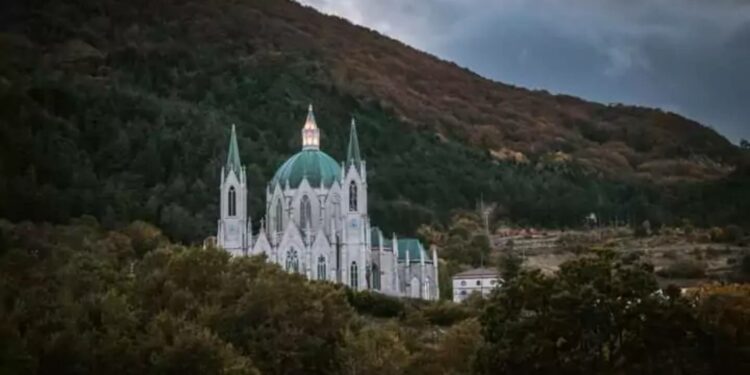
275, 199, 283, 233
228, 186, 236, 216
350, 261, 358, 290
424, 278, 431, 300
372, 263, 380, 290
348, 181, 357, 212
300, 195, 312, 230
317, 256, 326, 281
285, 248, 299, 273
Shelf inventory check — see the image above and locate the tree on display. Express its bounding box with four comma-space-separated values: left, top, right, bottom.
144, 313, 258, 375
120, 220, 167, 257
408, 318, 482, 375
691, 284, 750, 373
476, 251, 711, 374
340, 324, 410, 375
740, 139, 750, 150
496, 248, 523, 281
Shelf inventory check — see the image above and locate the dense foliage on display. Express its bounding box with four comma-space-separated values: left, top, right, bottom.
0, 0, 748, 245
2, 219, 749, 374
476, 251, 750, 374
0, 218, 488, 375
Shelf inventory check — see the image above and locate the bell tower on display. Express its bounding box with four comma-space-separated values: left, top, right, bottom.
342, 118, 368, 290
217, 124, 249, 256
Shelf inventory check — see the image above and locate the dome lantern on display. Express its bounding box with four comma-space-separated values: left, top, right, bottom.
301, 104, 320, 150
271, 104, 340, 189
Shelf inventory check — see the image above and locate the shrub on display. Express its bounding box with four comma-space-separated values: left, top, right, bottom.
742, 254, 750, 276
657, 259, 707, 279
709, 225, 744, 243
420, 301, 472, 327
346, 290, 405, 318
709, 227, 724, 242
724, 225, 744, 244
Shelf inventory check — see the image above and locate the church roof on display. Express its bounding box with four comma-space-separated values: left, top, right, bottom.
452, 268, 499, 279
370, 228, 431, 263
397, 238, 431, 264
271, 149, 341, 189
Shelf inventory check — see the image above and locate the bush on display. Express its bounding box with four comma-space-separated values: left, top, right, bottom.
420, 301, 472, 327
346, 290, 406, 318
724, 225, 744, 244
741, 254, 750, 276
710, 225, 744, 244
657, 259, 707, 279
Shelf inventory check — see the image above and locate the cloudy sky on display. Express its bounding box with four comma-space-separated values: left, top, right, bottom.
299, 0, 750, 143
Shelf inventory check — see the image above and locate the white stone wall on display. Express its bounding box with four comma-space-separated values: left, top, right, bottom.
452, 276, 501, 303
218, 166, 248, 255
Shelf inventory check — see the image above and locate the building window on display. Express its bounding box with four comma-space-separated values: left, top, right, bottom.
285, 248, 299, 273
228, 186, 236, 216
490, 279, 496, 285
349, 181, 357, 212
300, 195, 312, 230
372, 263, 380, 290
460, 290, 467, 296
317, 256, 326, 281
275, 199, 283, 232
424, 278, 431, 299
460, 280, 466, 286
476, 280, 481, 286
350, 261, 358, 290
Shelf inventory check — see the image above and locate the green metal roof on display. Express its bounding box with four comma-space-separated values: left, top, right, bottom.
397, 238, 430, 263
271, 149, 341, 188
346, 118, 361, 169
371, 228, 432, 264
226, 124, 242, 178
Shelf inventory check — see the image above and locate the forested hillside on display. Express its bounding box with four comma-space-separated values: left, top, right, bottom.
0, 0, 747, 243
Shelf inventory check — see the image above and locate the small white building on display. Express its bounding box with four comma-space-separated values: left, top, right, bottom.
452, 268, 502, 303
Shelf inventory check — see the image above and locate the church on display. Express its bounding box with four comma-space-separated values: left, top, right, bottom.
216, 105, 440, 300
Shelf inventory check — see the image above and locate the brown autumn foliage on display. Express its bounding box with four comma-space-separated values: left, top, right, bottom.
246, 1, 741, 181
52, 0, 737, 182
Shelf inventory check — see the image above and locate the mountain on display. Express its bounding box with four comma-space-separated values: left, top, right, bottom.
266, 1, 740, 181
0, 0, 747, 242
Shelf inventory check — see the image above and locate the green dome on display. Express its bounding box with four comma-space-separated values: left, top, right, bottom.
271, 149, 341, 188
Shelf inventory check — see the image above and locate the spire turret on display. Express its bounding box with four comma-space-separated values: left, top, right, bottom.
346, 117, 361, 168
301, 104, 320, 150
226, 124, 242, 178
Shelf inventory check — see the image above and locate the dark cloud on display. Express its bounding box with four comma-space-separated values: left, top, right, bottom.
300, 0, 750, 142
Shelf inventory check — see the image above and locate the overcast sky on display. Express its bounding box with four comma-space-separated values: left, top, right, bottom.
299, 0, 750, 143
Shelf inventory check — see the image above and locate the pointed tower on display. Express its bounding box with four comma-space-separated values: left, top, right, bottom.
341, 116, 368, 291
346, 118, 361, 170
218, 124, 249, 256
226, 124, 242, 178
